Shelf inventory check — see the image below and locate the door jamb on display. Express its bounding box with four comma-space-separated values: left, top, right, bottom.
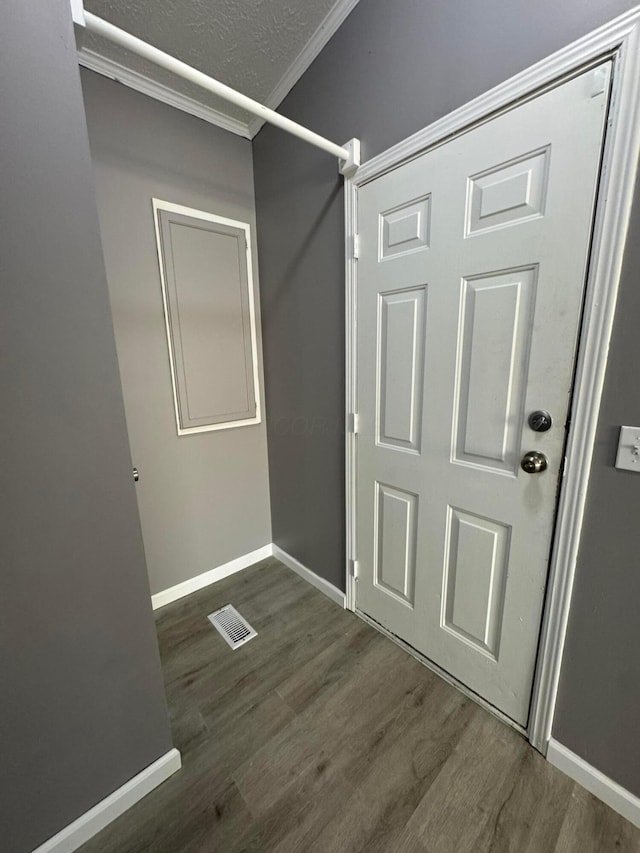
344, 5, 640, 754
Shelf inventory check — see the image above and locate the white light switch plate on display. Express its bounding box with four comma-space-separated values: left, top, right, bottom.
615, 426, 640, 472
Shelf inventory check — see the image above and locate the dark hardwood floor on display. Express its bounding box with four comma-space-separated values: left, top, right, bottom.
81, 558, 640, 852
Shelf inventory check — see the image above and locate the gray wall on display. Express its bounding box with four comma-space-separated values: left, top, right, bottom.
253, 0, 640, 794
81, 71, 272, 597
0, 3, 173, 851
553, 182, 640, 796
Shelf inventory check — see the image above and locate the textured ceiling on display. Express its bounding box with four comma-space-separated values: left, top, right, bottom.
81, 0, 345, 127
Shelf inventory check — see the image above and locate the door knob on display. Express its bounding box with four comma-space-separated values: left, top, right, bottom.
133, 467, 139, 483
521, 451, 548, 474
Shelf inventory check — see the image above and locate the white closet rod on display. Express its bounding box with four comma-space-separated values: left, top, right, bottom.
82, 11, 359, 173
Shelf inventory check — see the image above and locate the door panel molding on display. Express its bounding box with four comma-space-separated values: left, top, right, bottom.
442, 506, 511, 661
373, 481, 419, 606
345, 6, 640, 754
376, 286, 427, 453
379, 195, 431, 259
465, 146, 550, 237
452, 267, 537, 474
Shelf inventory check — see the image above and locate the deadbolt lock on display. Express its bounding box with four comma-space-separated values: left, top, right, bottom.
528, 410, 552, 432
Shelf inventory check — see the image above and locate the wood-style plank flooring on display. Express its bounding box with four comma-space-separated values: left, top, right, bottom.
81, 558, 640, 852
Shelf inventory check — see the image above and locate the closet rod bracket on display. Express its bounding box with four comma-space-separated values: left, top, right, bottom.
339, 139, 361, 177
70, 0, 85, 27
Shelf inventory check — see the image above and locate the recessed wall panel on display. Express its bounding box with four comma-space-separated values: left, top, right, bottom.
380, 195, 431, 259
453, 267, 537, 472
156, 205, 259, 433
170, 223, 249, 421
466, 147, 550, 236
374, 483, 418, 606
377, 287, 426, 452
443, 507, 510, 659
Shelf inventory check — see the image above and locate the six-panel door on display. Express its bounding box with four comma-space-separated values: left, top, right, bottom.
355, 63, 612, 725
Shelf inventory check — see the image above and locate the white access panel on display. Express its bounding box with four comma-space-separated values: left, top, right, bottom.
153, 200, 262, 435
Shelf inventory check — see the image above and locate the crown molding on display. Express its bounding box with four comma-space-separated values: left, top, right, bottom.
246, 0, 361, 137
77, 0, 360, 141
77, 47, 252, 139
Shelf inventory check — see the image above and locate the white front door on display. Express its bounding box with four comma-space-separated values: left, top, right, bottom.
355, 63, 611, 725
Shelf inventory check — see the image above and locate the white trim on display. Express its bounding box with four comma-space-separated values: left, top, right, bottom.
152, 543, 347, 610
344, 174, 358, 614
345, 4, 640, 756
353, 7, 640, 186
528, 11, 640, 753
32, 749, 181, 853
78, 2, 361, 144
547, 739, 640, 829
246, 0, 361, 138
151, 199, 263, 437
81, 12, 350, 162
78, 48, 252, 139
272, 545, 346, 608
151, 545, 272, 610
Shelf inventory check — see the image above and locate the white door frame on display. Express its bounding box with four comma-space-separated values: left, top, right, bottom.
344, 6, 640, 754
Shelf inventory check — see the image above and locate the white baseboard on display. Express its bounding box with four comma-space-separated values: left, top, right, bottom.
547, 738, 640, 829
32, 748, 182, 853
151, 544, 273, 610
272, 544, 346, 607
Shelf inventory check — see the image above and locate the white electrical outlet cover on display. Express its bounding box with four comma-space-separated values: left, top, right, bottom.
615, 425, 640, 472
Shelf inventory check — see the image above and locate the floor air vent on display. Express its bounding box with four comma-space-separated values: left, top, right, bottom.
207, 605, 257, 650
